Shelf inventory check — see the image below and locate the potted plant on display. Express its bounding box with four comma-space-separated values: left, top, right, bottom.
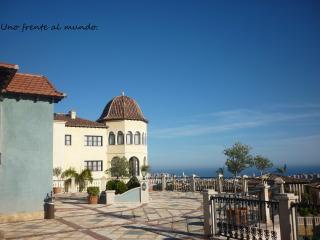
53, 167, 63, 194
87, 186, 100, 204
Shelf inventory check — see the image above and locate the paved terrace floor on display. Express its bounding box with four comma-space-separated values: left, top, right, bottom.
0, 191, 205, 240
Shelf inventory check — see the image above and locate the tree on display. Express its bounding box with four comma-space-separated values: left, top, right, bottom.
224, 142, 253, 177
53, 167, 62, 180
224, 142, 253, 192
216, 167, 225, 176
276, 164, 287, 176
253, 155, 273, 176
62, 168, 93, 191
106, 157, 130, 179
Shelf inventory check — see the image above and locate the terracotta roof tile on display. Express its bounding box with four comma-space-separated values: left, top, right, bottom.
0, 62, 19, 70
55, 113, 108, 128
3, 73, 64, 99
98, 95, 148, 123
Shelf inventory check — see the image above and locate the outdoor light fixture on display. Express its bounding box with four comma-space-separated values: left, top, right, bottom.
141, 169, 147, 180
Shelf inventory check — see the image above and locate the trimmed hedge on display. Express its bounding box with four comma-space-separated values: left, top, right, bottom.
106, 180, 127, 194
126, 176, 140, 190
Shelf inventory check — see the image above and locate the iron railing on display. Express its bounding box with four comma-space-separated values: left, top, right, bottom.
210, 195, 279, 240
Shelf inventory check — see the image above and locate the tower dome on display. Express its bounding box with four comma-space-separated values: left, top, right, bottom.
98, 94, 148, 123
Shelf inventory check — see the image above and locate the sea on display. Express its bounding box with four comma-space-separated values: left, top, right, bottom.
151, 165, 320, 178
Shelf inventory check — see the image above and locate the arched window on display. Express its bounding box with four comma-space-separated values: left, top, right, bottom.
117, 131, 124, 145
129, 157, 140, 176
109, 132, 115, 145
134, 131, 141, 145
126, 131, 133, 145
142, 133, 145, 145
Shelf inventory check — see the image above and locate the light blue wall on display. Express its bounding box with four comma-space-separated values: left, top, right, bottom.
0, 97, 53, 214
114, 187, 141, 203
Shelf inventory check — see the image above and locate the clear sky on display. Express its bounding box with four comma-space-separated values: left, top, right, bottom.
1, 0, 320, 169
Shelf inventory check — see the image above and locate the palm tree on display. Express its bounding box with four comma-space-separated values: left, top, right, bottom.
216, 167, 225, 176
62, 168, 93, 192
276, 164, 287, 176
53, 167, 62, 180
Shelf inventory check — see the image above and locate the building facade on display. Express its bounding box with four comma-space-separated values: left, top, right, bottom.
0, 62, 64, 222
53, 94, 148, 179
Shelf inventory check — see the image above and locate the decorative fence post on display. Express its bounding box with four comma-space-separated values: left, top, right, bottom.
258, 182, 271, 224
203, 189, 218, 237
173, 175, 176, 191
161, 174, 166, 191
218, 174, 223, 193
140, 179, 149, 203
191, 175, 196, 192
242, 175, 248, 195
276, 193, 298, 240
70, 177, 76, 193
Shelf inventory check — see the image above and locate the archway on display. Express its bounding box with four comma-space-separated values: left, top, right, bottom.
129, 157, 140, 177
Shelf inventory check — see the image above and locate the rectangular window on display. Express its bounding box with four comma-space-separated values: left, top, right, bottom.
85, 160, 103, 171
65, 135, 72, 145
84, 135, 103, 146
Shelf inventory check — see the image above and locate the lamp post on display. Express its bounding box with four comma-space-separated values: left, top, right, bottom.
142, 169, 147, 180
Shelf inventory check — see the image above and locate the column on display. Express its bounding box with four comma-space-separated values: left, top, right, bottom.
161, 174, 166, 191
140, 179, 149, 204
203, 189, 218, 237
276, 193, 298, 240
259, 182, 271, 224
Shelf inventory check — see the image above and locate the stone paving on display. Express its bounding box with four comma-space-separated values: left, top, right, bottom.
0, 191, 206, 240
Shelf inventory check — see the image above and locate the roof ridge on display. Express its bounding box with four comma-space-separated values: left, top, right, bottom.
16, 72, 44, 77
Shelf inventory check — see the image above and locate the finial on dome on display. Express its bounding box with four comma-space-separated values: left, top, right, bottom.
121, 91, 125, 96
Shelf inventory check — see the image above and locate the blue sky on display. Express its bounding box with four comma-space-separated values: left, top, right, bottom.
1, 0, 320, 170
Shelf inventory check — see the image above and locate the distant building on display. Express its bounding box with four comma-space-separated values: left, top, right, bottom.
0, 62, 64, 222
53, 93, 148, 179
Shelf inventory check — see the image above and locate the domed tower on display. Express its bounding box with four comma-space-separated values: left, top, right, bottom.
98, 93, 148, 178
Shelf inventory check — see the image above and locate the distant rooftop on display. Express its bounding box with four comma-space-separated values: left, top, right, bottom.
55, 112, 108, 129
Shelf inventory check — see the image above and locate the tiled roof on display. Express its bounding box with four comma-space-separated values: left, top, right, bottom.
54, 113, 108, 128
0, 62, 19, 70
3, 73, 64, 99
98, 95, 148, 123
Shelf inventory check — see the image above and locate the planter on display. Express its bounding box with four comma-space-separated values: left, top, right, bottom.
53, 187, 62, 194
88, 195, 98, 204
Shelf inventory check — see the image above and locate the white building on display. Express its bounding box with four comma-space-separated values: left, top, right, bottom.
53, 94, 148, 179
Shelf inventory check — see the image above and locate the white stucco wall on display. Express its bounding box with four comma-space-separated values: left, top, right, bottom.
106, 120, 148, 177
53, 122, 108, 178
53, 119, 148, 179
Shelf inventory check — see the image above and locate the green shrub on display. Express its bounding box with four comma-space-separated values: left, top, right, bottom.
106, 180, 128, 194
87, 186, 100, 196
311, 208, 318, 216
126, 176, 141, 190
106, 180, 117, 191
299, 207, 309, 217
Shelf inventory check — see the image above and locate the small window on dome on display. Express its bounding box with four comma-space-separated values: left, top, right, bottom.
117, 131, 124, 145
109, 132, 115, 145
126, 131, 133, 145
134, 131, 141, 145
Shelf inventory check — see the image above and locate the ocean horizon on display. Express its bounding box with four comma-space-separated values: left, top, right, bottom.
151, 165, 320, 178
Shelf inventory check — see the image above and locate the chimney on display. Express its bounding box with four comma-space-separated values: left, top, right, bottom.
69, 110, 76, 119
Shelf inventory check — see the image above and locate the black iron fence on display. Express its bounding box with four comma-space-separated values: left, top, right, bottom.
210, 195, 279, 240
